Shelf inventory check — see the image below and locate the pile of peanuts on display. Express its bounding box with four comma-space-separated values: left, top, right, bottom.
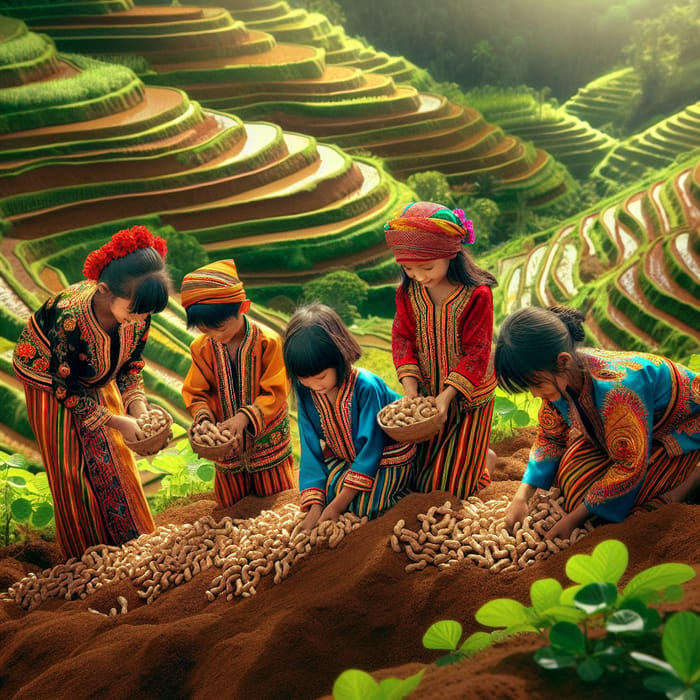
190, 419, 233, 448
378, 396, 439, 428
135, 406, 170, 439
0, 504, 367, 613
390, 489, 592, 574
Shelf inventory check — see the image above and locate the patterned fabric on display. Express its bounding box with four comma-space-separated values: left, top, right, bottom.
215, 463, 296, 507
12, 283, 154, 558
384, 201, 474, 262
523, 348, 700, 522
182, 317, 294, 496
296, 367, 415, 518
180, 260, 246, 308
391, 280, 496, 498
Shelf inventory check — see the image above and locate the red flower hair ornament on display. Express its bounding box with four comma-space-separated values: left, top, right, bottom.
83, 225, 168, 282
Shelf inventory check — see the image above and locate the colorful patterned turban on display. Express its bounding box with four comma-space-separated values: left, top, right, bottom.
180, 260, 247, 309
384, 201, 475, 263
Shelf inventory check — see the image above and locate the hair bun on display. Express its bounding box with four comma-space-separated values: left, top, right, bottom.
548, 305, 586, 342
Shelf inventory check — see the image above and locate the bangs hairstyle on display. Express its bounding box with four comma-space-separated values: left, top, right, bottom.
283, 303, 361, 386
185, 302, 243, 330
495, 306, 585, 394
100, 246, 171, 314
401, 249, 497, 289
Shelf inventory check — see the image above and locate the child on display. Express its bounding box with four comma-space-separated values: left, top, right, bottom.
180, 259, 294, 508
12, 225, 171, 559
384, 201, 498, 499
283, 303, 416, 531
495, 305, 700, 539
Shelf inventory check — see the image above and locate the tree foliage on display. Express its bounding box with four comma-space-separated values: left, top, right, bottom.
302, 270, 369, 325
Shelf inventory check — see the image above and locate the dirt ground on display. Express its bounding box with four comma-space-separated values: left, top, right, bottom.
0, 426, 698, 700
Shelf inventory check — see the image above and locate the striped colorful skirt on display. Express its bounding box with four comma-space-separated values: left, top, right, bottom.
412, 397, 494, 499
324, 442, 413, 520
22, 382, 155, 559
214, 456, 296, 508
556, 435, 700, 516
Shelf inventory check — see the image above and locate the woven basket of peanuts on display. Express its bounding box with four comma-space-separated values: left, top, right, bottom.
188, 419, 236, 463
124, 404, 173, 456
377, 395, 442, 443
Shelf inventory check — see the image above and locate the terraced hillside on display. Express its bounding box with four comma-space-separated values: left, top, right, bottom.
0, 0, 570, 209
492, 155, 700, 360
0, 15, 418, 453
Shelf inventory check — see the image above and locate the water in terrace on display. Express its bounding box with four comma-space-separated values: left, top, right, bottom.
674, 232, 700, 282
602, 206, 637, 259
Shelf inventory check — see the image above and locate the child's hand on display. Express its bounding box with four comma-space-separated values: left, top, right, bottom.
302, 504, 323, 532
544, 504, 589, 541
504, 498, 529, 532
221, 412, 250, 443
110, 414, 144, 443
401, 377, 419, 400
435, 386, 457, 422
319, 502, 342, 524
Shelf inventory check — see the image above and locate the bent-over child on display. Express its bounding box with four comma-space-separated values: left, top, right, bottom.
495, 305, 700, 539
12, 225, 171, 558
384, 201, 498, 499
283, 303, 416, 531
180, 259, 295, 508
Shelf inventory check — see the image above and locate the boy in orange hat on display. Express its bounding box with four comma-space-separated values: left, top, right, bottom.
180, 259, 295, 507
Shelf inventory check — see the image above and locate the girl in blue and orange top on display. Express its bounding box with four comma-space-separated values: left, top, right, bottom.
384, 201, 498, 500
180, 260, 295, 508
283, 303, 415, 531
495, 305, 700, 539
12, 225, 171, 558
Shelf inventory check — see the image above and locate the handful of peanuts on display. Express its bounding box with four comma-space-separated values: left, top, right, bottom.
378, 395, 439, 428
190, 419, 234, 448
126, 405, 172, 455
135, 406, 170, 438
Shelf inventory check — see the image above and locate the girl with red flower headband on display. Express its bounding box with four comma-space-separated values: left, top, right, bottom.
13, 225, 172, 559
384, 201, 498, 500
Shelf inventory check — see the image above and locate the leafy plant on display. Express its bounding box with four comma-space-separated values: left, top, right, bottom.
332, 668, 424, 700
469, 540, 695, 685
137, 439, 216, 512
422, 620, 496, 666
491, 391, 535, 441
0, 451, 54, 546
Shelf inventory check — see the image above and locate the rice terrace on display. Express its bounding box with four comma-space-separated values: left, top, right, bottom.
0, 1, 699, 699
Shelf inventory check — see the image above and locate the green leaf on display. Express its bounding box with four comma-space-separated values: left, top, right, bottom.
661, 584, 686, 603
606, 609, 645, 634
513, 409, 532, 427
423, 620, 462, 651
623, 563, 695, 602
10, 497, 32, 522
6, 474, 27, 488
475, 598, 530, 628
539, 605, 586, 624
549, 621, 587, 655
577, 657, 604, 682
458, 631, 493, 656
631, 651, 675, 675
573, 582, 618, 614
662, 612, 700, 684
5, 454, 28, 469
560, 584, 582, 606
494, 396, 517, 416
642, 675, 689, 696
377, 670, 425, 700
30, 502, 54, 529
530, 578, 563, 615
534, 646, 577, 670
565, 539, 628, 585
332, 669, 379, 700
196, 463, 215, 482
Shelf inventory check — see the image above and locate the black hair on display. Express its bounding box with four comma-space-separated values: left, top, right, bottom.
400, 249, 498, 290
185, 302, 243, 330
283, 303, 362, 387
494, 305, 586, 394
99, 246, 171, 314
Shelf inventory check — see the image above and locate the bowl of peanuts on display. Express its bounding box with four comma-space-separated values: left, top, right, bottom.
377, 395, 442, 443
188, 419, 236, 463
124, 404, 173, 456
